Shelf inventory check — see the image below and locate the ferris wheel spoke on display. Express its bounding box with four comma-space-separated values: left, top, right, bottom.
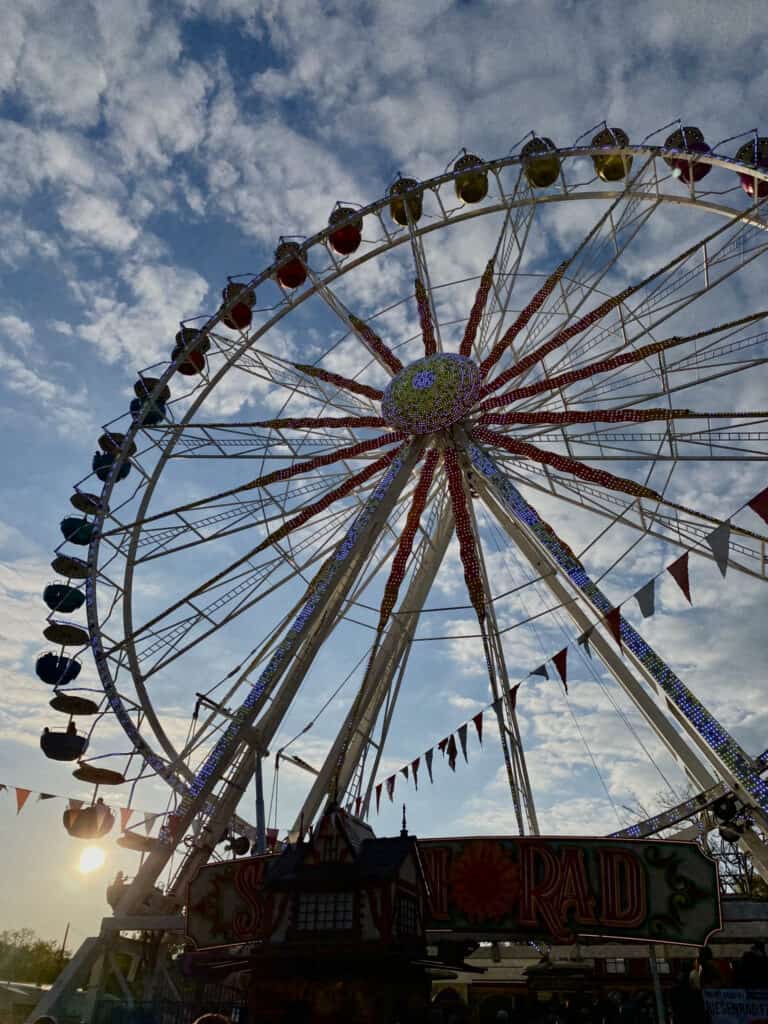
480, 259, 570, 378
102, 430, 405, 540
251, 446, 407, 557
460, 258, 495, 357
482, 310, 768, 412
291, 361, 383, 402
495, 452, 768, 581
471, 426, 659, 500
302, 267, 403, 376
535, 202, 768, 390
291, 492, 455, 836
130, 475, 349, 563
464, 437, 768, 819
510, 154, 661, 361
474, 189, 537, 359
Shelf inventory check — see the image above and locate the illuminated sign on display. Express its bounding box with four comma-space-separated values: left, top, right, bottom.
419, 836, 720, 945
185, 835, 720, 950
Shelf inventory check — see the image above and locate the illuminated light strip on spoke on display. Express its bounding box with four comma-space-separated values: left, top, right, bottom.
349, 313, 403, 375
240, 431, 406, 489
254, 446, 407, 554
181, 449, 413, 812
480, 408, 699, 427
480, 285, 634, 398
444, 446, 485, 622
460, 259, 495, 358
415, 277, 437, 356
254, 415, 386, 430
471, 427, 660, 501
467, 440, 768, 815
479, 311, 768, 412
293, 363, 384, 401
376, 448, 440, 634
479, 260, 569, 378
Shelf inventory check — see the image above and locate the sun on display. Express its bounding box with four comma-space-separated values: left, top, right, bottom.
78, 846, 106, 874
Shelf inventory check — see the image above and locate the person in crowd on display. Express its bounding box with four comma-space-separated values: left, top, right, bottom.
739, 940, 768, 988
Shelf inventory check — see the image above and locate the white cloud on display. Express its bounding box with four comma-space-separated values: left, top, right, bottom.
58, 193, 139, 252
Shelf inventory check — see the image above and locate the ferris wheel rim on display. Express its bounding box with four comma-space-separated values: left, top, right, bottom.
78, 141, 768, 838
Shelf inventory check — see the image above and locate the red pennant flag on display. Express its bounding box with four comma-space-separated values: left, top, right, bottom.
267, 828, 279, 849
119, 807, 134, 832
375, 783, 382, 814
446, 735, 458, 772
386, 775, 396, 802
424, 749, 434, 783
748, 486, 768, 525
400, 765, 409, 782
667, 552, 692, 604
411, 758, 420, 790
508, 683, 520, 710
553, 647, 568, 693
457, 723, 469, 762
15, 788, 31, 815
438, 737, 449, 756
472, 711, 484, 745
605, 607, 622, 650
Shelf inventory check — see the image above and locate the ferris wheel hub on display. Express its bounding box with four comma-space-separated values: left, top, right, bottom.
380, 352, 481, 435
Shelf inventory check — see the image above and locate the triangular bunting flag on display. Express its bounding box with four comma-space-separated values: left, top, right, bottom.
508, 683, 520, 710
375, 783, 382, 814
411, 758, 420, 790
605, 607, 622, 650
553, 648, 568, 693
667, 552, 692, 604
144, 812, 154, 835
438, 737, 449, 756
386, 775, 396, 802
119, 807, 134, 832
577, 626, 594, 659
15, 789, 31, 814
472, 711, 484, 745
191, 818, 202, 837
37, 793, 56, 802
69, 798, 83, 814
0, 784, 7, 793
491, 696, 504, 717
266, 828, 279, 849
748, 486, 768, 525
706, 521, 731, 578
446, 735, 458, 772
634, 579, 655, 618
425, 749, 434, 784
530, 664, 549, 679
400, 765, 409, 782
457, 723, 469, 763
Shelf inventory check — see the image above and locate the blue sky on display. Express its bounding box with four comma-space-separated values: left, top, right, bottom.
1, 0, 768, 950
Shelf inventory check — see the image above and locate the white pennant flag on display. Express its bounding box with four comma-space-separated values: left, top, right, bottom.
705, 521, 731, 579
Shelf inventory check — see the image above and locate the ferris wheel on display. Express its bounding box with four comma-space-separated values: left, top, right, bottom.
34, 120, 768, 955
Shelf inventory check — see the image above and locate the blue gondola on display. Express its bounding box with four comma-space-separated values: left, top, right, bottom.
40, 726, 88, 762
92, 451, 131, 483
60, 517, 95, 545
35, 652, 82, 686
43, 583, 85, 614
129, 397, 166, 426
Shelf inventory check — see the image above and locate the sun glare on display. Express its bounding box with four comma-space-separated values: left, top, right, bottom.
79, 846, 106, 874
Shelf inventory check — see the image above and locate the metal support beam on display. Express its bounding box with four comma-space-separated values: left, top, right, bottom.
288, 498, 455, 838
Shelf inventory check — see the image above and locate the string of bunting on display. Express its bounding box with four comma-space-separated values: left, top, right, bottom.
372, 482, 768, 812
0, 782, 165, 835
